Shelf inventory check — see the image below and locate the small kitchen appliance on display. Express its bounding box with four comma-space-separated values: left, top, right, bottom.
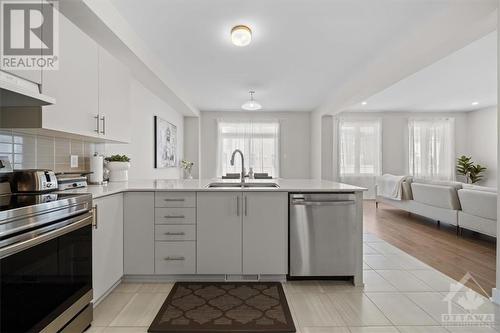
56, 172, 89, 190
11, 169, 58, 192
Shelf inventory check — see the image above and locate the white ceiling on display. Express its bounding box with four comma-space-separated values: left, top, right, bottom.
346, 31, 497, 113
109, 0, 497, 112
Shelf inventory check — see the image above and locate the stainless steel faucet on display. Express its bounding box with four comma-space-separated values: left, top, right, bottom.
230, 149, 245, 183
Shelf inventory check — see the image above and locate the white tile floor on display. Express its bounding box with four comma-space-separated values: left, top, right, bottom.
88, 233, 500, 333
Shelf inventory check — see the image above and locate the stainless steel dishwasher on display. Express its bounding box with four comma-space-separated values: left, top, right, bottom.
289, 193, 356, 278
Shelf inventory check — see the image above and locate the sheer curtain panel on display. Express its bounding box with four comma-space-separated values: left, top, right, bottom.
217, 120, 280, 178
408, 118, 455, 180
338, 119, 382, 198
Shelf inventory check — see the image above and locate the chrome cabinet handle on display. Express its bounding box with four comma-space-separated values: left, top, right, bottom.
100, 115, 106, 135
164, 198, 185, 202
164, 256, 185, 261
163, 215, 185, 219
164, 232, 185, 236
92, 205, 98, 229
244, 196, 248, 216
94, 115, 100, 133
236, 196, 240, 216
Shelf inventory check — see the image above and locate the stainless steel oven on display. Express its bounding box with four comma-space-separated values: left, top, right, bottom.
0, 192, 93, 333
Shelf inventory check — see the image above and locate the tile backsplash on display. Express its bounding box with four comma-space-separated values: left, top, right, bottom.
0, 130, 95, 172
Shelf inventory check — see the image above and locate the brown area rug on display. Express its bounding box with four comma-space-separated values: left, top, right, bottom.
148, 282, 296, 333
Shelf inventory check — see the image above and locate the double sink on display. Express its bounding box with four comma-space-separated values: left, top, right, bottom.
207, 182, 280, 189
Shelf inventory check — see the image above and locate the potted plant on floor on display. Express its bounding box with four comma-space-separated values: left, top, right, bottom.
456, 155, 487, 184
105, 154, 131, 182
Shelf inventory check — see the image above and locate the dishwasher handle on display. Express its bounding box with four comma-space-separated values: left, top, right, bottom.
291, 199, 355, 206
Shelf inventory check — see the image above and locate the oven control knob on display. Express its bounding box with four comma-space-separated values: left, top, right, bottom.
46, 183, 52, 188
73, 183, 78, 187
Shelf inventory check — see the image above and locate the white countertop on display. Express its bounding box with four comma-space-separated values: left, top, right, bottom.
60, 178, 366, 199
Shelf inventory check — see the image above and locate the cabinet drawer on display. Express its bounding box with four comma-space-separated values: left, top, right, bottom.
155, 192, 196, 208
155, 208, 196, 224
155, 242, 196, 274
155, 225, 196, 241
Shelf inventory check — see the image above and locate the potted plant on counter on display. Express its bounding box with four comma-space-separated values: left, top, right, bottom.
181, 159, 194, 179
105, 154, 131, 182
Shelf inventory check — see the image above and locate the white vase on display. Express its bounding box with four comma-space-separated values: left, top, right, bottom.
106, 161, 130, 182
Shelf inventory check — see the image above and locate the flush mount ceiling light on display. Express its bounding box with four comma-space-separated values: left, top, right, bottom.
361, 101, 368, 105
231, 25, 252, 47
471, 101, 479, 106
241, 91, 262, 111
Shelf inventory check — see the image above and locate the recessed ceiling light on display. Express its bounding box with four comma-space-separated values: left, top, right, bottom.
471, 101, 479, 106
361, 101, 367, 105
241, 91, 262, 111
231, 25, 252, 47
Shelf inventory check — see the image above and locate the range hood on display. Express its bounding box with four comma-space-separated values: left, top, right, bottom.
0, 70, 55, 107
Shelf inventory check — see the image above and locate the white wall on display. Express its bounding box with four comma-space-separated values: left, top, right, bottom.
199, 111, 311, 179
465, 106, 497, 187
103, 78, 184, 179
183, 117, 200, 178
310, 110, 322, 179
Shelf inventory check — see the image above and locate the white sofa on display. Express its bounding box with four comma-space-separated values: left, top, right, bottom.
458, 185, 497, 237
375, 176, 497, 237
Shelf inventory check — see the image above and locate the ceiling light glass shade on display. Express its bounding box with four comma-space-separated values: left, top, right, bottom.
241, 99, 262, 111
231, 25, 252, 47
241, 91, 262, 111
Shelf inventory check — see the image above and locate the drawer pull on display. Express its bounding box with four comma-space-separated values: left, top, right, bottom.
164, 232, 185, 236
164, 198, 185, 202
164, 256, 185, 261
164, 215, 185, 219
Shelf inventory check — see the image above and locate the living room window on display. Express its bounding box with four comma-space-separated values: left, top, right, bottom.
217, 120, 280, 177
338, 119, 382, 177
408, 118, 455, 180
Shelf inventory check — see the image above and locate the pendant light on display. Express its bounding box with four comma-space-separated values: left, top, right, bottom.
241, 91, 262, 111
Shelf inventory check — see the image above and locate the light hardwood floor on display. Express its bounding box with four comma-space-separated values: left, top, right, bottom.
365, 201, 496, 296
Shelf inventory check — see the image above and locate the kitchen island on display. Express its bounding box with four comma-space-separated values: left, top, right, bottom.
62, 179, 366, 304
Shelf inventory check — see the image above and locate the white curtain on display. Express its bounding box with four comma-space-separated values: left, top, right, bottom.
217, 120, 280, 178
338, 119, 382, 199
408, 118, 455, 180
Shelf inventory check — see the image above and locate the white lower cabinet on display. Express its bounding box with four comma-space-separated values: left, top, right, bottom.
197, 191, 288, 275
242, 192, 288, 274
197, 192, 242, 274
92, 194, 124, 303
155, 242, 196, 274
124, 192, 155, 275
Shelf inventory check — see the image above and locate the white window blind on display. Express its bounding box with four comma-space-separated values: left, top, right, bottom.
408, 118, 455, 180
338, 119, 382, 177
217, 120, 280, 177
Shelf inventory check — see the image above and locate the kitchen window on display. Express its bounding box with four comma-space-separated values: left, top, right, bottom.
408, 118, 455, 180
217, 120, 280, 177
338, 119, 382, 177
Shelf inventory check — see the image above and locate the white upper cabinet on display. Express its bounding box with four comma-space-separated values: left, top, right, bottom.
40, 12, 130, 142
41, 12, 99, 138
98, 46, 131, 143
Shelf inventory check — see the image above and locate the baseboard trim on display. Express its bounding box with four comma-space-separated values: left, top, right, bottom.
491, 288, 500, 305
122, 274, 287, 283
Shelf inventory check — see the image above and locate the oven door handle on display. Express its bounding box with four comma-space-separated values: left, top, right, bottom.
0, 213, 93, 259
